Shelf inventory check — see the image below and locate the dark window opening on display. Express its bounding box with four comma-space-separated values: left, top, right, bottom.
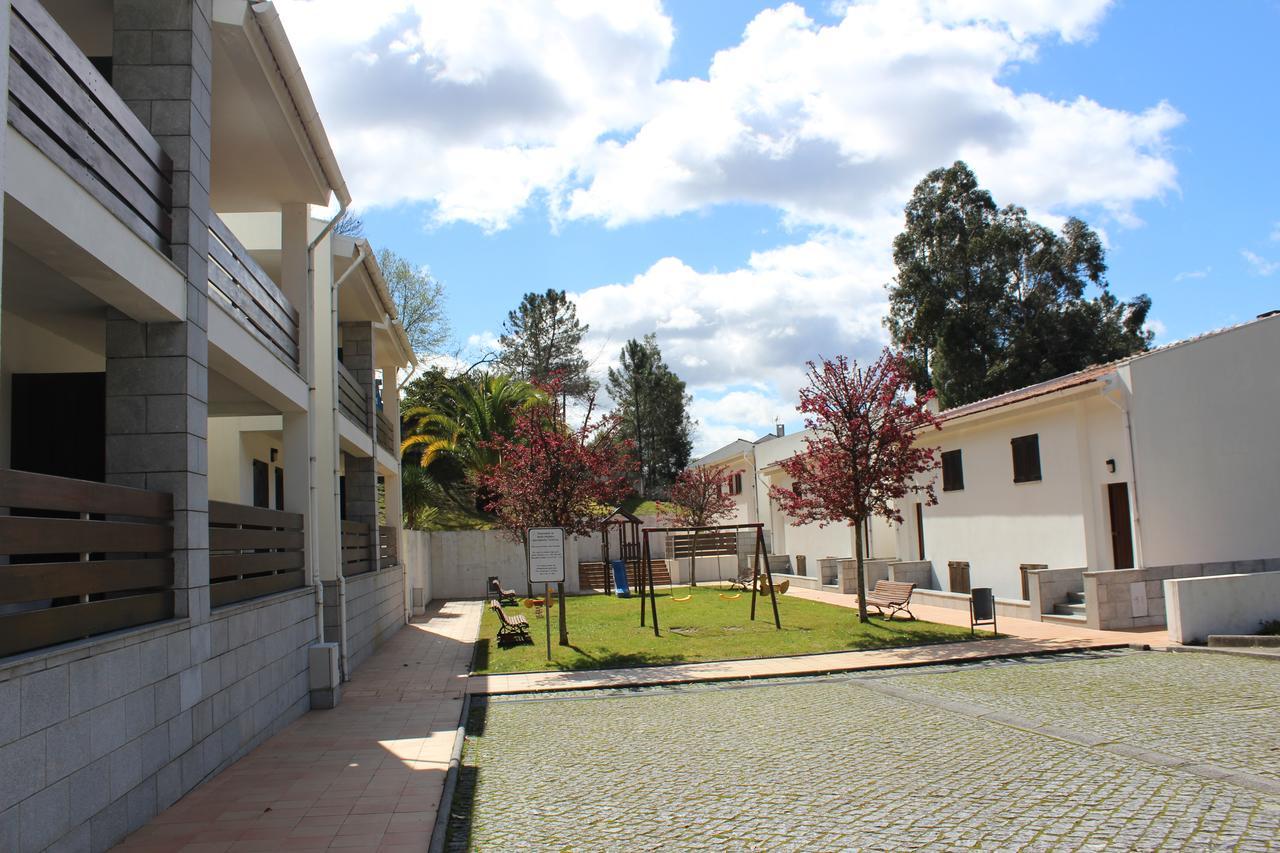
941, 449, 964, 491
728, 472, 743, 495
1011, 434, 1042, 483
252, 459, 269, 508
274, 466, 284, 511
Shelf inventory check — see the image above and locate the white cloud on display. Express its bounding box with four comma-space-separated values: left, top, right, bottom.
1270, 222, 1280, 242
282, 0, 1180, 233
1173, 267, 1210, 282
1242, 250, 1279, 277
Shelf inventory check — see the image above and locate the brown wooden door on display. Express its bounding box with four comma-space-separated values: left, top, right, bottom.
1107, 482, 1135, 569
915, 503, 925, 560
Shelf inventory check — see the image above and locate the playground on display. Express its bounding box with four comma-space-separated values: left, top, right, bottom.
472, 586, 980, 673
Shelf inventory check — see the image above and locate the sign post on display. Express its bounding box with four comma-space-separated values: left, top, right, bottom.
527, 528, 566, 660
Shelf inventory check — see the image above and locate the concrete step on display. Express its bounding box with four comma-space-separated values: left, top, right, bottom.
1066, 591, 1086, 605
1054, 601, 1087, 616
1042, 612, 1088, 626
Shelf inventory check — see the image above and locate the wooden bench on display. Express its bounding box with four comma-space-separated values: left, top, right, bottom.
489, 576, 519, 606
489, 600, 532, 646
864, 580, 916, 621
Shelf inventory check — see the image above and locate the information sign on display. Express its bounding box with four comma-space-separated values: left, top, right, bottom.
527, 527, 566, 583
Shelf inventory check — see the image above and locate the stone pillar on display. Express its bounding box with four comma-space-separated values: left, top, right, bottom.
107, 0, 213, 621
339, 322, 378, 563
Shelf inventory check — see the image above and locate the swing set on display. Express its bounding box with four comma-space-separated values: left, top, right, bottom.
636, 522, 782, 636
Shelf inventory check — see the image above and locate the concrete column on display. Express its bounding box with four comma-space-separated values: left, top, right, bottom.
107, 0, 213, 623
280, 205, 315, 580
339, 321, 376, 432
0, 0, 8, 399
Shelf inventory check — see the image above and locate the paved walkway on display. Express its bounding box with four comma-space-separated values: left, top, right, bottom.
469, 587, 1166, 695
115, 600, 481, 852
457, 651, 1280, 850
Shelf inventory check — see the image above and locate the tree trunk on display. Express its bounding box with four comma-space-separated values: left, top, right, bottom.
690, 529, 698, 587
556, 581, 569, 645
854, 519, 869, 623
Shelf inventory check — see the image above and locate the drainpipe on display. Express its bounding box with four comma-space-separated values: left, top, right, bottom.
329, 244, 368, 679
306, 206, 347, 649
1101, 373, 1145, 569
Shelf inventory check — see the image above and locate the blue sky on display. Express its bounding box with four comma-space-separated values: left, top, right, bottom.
281, 0, 1280, 454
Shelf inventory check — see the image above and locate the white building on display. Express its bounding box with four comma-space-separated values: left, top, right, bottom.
689, 426, 898, 585
894, 311, 1280, 624
0, 3, 415, 848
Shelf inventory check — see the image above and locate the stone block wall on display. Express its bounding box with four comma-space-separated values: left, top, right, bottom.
343, 566, 405, 675
1085, 558, 1280, 630
887, 560, 936, 589
322, 567, 406, 679
0, 588, 316, 852
1026, 566, 1085, 621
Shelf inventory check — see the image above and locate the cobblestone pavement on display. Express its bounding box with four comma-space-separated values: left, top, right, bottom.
452, 651, 1280, 851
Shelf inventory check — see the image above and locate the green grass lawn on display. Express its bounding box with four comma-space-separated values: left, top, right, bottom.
473, 587, 984, 674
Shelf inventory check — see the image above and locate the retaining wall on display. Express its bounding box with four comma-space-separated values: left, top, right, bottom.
1026, 567, 1085, 621
1085, 558, 1280, 630
0, 588, 317, 852
1164, 572, 1280, 644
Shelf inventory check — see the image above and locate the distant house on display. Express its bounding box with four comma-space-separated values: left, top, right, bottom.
689, 425, 898, 581
895, 311, 1280, 604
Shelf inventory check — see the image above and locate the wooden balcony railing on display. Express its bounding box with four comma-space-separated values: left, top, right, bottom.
7, 0, 174, 253
375, 410, 396, 455
0, 469, 173, 658
337, 360, 369, 429
340, 520, 372, 577
208, 214, 301, 371
378, 525, 399, 569
208, 501, 305, 608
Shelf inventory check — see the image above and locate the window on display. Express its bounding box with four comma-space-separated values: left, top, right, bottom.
252, 459, 269, 508
274, 467, 284, 511
941, 449, 964, 491
1011, 434, 1042, 483
727, 472, 743, 496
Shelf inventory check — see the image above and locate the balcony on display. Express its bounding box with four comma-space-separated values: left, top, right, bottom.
376, 409, 397, 456
337, 359, 370, 429
208, 214, 302, 372
0, 469, 174, 658
208, 500, 305, 608
6, 0, 173, 254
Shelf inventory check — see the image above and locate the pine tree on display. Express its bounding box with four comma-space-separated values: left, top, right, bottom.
497, 289, 595, 408
606, 335, 693, 495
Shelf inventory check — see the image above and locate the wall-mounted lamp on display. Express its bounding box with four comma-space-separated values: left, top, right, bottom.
1105, 458, 1116, 473
270, 448, 279, 463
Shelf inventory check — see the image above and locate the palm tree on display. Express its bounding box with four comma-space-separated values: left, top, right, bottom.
400, 373, 544, 524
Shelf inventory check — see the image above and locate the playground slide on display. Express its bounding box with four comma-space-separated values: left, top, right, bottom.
610, 559, 631, 597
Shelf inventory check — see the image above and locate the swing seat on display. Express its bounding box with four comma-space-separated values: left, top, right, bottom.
718, 592, 742, 600
671, 594, 692, 602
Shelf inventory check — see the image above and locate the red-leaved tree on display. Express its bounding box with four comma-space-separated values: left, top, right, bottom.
769, 350, 941, 622
664, 466, 740, 586
478, 385, 636, 644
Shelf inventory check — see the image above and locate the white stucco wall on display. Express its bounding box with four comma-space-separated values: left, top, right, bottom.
1128, 315, 1280, 568
207, 416, 284, 506
899, 393, 1127, 600
1164, 572, 1280, 644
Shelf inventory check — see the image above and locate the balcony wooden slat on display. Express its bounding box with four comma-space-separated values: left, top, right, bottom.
9, 15, 171, 207
341, 520, 370, 535
208, 215, 299, 323
10, 0, 171, 171
209, 500, 303, 530
208, 233, 299, 336
210, 550, 304, 582
0, 516, 173, 555
207, 261, 300, 366
0, 468, 172, 518
0, 592, 173, 658
7, 94, 169, 255
210, 570, 304, 609
208, 527, 305, 551
0, 558, 172, 605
